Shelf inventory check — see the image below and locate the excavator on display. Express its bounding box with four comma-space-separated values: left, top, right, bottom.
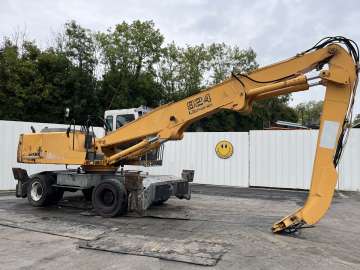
12, 36, 359, 233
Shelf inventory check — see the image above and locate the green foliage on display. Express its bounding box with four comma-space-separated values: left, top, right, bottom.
0, 19, 298, 131
177, 44, 209, 97
156, 42, 181, 101
61, 20, 97, 73
352, 114, 360, 127
208, 43, 257, 84
295, 100, 323, 126
96, 20, 164, 110
0, 40, 71, 122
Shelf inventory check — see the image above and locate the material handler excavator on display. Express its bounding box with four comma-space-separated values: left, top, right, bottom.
13, 36, 359, 233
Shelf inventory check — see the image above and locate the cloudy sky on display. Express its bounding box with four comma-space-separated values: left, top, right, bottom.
1, 0, 360, 115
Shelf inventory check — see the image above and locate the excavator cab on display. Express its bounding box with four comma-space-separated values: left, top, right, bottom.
104, 105, 151, 132
104, 105, 164, 166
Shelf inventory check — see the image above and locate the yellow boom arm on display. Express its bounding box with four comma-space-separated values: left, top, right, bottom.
17, 37, 359, 233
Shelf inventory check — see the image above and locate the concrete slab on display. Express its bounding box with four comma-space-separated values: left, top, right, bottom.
79, 232, 229, 266
0, 186, 360, 269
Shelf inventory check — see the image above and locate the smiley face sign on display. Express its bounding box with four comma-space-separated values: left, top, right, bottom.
215, 140, 234, 159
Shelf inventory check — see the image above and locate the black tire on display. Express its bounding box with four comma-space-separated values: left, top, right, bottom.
152, 199, 169, 206
47, 174, 64, 203
27, 175, 54, 207
92, 179, 128, 218
50, 188, 64, 203
82, 188, 93, 201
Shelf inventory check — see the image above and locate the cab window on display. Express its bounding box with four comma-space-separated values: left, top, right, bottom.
116, 114, 135, 129
105, 115, 113, 131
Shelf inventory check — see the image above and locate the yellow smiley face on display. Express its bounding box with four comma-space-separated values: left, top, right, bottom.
215, 140, 234, 159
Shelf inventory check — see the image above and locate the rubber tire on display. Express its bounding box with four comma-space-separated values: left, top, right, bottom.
82, 188, 93, 201
50, 189, 64, 203
152, 199, 169, 206
27, 175, 54, 207
92, 179, 128, 218
47, 174, 64, 203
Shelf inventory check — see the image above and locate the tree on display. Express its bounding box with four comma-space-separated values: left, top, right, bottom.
177, 44, 210, 97
21, 44, 72, 123
0, 39, 68, 122
295, 100, 323, 127
207, 43, 257, 84
60, 20, 97, 73
0, 21, 100, 124
56, 21, 99, 122
156, 43, 210, 102
0, 19, 299, 131
186, 44, 297, 131
157, 42, 265, 131
156, 42, 181, 102
353, 114, 360, 127
97, 20, 164, 110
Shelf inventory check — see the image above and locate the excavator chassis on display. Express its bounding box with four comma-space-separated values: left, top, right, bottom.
14, 36, 359, 233
13, 167, 193, 216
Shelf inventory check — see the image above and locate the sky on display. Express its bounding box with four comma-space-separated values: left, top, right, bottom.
1, 0, 360, 116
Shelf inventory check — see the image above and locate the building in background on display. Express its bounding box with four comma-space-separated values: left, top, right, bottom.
265, 120, 309, 130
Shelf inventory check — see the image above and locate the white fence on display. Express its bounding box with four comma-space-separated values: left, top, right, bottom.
249, 130, 318, 189
133, 132, 249, 187
0, 120, 359, 191
249, 129, 360, 190
338, 129, 360, 191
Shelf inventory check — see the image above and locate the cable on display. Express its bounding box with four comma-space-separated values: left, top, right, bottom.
237, 73, 296, 84
231, 72, 245, 87
234, 36, 359, 167
304, 36, 359, 167
234, 36, 359, 87
303, 36, 359, 63
260, 36, 359, 167
333, 73, 358, 166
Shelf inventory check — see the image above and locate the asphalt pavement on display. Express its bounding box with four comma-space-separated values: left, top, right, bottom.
0, 185, 360, 270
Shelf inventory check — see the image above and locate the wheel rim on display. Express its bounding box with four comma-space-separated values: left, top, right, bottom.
30, 181, 43, 202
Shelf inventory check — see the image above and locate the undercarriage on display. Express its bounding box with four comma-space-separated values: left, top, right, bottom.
13, 168, 194, 217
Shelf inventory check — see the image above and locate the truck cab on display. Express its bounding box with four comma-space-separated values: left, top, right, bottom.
104, 105, 151, 132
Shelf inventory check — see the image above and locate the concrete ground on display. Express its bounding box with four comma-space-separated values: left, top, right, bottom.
1, 185, 360, 270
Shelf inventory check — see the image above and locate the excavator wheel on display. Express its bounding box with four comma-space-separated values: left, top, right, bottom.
152, 199, 169, 206
92, 179, 128, 218
27, 174, 62, 206
82, 188, 93, 201
50, 188, 64, 204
